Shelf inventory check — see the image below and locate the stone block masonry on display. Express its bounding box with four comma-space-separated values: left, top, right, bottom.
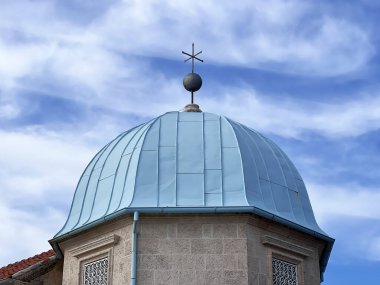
137, 215, 249, 285
58, 213, 325, 285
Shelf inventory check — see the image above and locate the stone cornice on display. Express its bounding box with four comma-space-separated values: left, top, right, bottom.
69, 234, 120, 258
261, 235, 313, 257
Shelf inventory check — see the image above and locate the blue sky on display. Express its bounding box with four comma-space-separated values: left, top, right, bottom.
0, 0, 379, 283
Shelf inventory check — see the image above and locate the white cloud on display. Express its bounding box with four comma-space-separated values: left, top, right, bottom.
0, 0, 374, 93
0, 202, 65, 266
305, 182, 380, 261
307, 182, 380, 224
96, 0, 373, 75
0, 129, 100, 264
0, 0, 376, 140
203, 87, 380, 138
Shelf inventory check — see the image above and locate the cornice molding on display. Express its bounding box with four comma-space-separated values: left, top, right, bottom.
261, 235, 313, 257
69, 234, 120, 258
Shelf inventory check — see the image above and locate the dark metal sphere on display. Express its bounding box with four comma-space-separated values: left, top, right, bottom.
183, 73, 202, 92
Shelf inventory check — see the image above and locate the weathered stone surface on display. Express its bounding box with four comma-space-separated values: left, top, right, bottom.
224, 239, 247, 254
205, 254, 236, 270
238, 224, 248, 238
140, 223, 167, 238
154, 270, 178, 285
155, 255, 173, 270
237, 254, 248, 270
139, 255, 156, 270
178, 223, 203, 238
58, 214, 324, 285
178, 270, 198, 285
137, 270, 154, 285
167, 224, 177, 238
196, 270, 224, 285
224, 270, 248, 285
213, 224, 238, 238
174, 255, 205, 270
138, 238, 159, 254
159, 239, 191, 254
202, 224, 213, 238
191, 239, 223, 254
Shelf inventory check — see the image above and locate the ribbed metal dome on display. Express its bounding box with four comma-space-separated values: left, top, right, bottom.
55, 111, 326, 239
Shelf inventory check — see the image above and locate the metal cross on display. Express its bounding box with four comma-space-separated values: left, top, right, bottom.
182, 43, 203, 73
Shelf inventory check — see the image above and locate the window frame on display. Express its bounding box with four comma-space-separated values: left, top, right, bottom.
271, 255, 299, 285
268, 250, 304, 285
261, 235, 310, 285
81, 255, 110, 285
68, 234, 119, 285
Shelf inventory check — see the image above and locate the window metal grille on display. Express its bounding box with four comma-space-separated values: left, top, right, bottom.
272, 258, 298, 285
83, 257, 109, 285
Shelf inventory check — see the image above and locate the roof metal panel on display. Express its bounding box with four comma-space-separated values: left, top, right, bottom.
106, 154, 132, 214
253, 133, 287, 186
159, 112, 177, 147
158, 146, 176, 207
205, 193, 222, 206
204, 119, 222, 170
288, 189, 307, 224
258, 178, 277, 212
131, 150, 158, 206
177, 173, 204, 206
220, 117, 237, 147
55, 111, 329, 243
205, 169, 222, 195
204, 112, 220, 121
177, 121, 203, 174
76, 166, 102, 227
233, 122, 269, 180
89, 175, 114, 221
179, 112, 203, 122
221, 147, 247, 206
142, 119, 160, 151
271, 183, 294, 220
230, 123, 262, 205
268, 140, 299, 192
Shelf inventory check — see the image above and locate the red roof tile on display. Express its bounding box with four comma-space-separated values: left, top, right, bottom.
0, 249, 55, 280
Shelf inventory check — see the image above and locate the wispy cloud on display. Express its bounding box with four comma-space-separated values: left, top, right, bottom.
0, 201, 65, 266
306, 182, 380, 262
95, 0, 373, 76
205, 87, 380, 138
0, 3, 379, 282
308, 183, 380, 223
0, 129, 100, 264
0, 0, 374, 90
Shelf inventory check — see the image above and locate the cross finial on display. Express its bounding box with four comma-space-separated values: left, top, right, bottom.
181, 43, 203, 112
182, 43, 203, 73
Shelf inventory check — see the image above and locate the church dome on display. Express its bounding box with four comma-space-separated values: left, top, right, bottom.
55, 111, 326, 239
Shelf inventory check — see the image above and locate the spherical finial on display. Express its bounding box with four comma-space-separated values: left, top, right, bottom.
183, 72, 202, 92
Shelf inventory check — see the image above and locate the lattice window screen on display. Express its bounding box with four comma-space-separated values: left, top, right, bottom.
83, 257, 109, 285
272, 258, 298, 285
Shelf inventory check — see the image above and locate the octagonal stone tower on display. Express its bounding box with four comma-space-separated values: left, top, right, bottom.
50, 111, 333, 285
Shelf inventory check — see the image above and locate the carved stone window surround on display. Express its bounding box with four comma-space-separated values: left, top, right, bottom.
262, 235, 310, 285
68, 234, 120, 285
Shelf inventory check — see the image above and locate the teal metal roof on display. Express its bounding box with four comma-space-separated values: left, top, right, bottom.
56, 111, 327, 238
53, 111, 333, 279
